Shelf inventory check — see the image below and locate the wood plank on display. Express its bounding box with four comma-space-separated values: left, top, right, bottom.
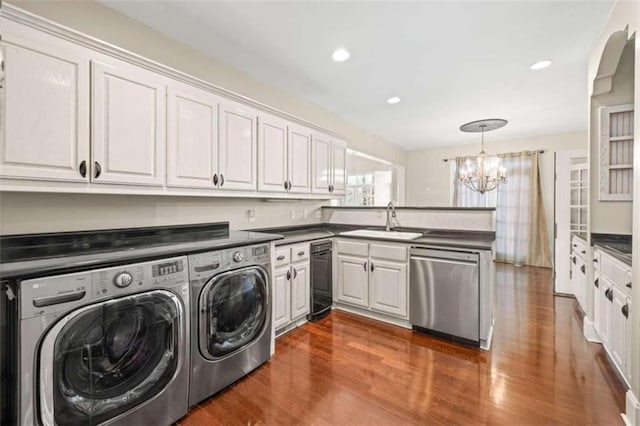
181, 264, 626, 425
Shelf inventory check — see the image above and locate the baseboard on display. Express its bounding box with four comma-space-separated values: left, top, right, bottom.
332, 304, 412, 329
622, 390, 640, 426
583, 317, 601, 343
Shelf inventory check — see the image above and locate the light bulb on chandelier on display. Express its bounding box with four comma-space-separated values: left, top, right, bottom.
458, 118, 508, 194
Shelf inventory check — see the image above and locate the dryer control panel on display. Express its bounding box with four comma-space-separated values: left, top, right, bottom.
189, 244, 271, 281
20, 256, 188, 319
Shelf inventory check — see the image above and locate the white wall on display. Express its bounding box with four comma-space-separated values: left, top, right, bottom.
0, 192, 325, 235
1, 0, 407, 236
405, 131, 588, 249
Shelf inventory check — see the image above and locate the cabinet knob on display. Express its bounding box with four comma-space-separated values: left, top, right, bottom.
370, 262, 374, 272
594, 278, 599, 289
593, 258, 598, 263
580, 265, 585, 274
288, 180, 292, 190
79, 160, 87, 178
283, 181, 288, 190
606, 288, 613, 302
286, 270, 291, 281
572, 257, 576, 265
276, 255, 285, 261
363, 261, 367, 271
94, 161, 102, 179
581, 250, 586, 254
622, 303, 629, 319
220, 174, 225, 187
293, 268, 297, 279
297, 251, 305, 256
213, 174, 219, 185
626, 282, 632, 289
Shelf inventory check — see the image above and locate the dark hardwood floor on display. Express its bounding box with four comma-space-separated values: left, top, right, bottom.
179, 264, 626, 425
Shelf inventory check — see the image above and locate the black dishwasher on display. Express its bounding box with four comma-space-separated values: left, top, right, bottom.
309, 240, 332, 321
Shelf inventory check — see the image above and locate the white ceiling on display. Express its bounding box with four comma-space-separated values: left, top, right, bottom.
102, 1, 613, 150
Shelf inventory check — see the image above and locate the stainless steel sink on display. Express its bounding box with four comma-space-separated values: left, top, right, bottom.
339, 229, 422, 240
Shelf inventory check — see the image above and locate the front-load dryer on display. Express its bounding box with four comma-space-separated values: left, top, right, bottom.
17, 256, 190, 426
188, 243, 271, 406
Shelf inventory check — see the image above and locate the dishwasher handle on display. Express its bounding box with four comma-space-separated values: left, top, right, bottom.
410, 247, 479, 263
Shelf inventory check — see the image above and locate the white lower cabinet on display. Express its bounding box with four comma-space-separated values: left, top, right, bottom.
369, 259, 407, 317
336, 240, 408, 319
273, 243, 310, 333
337, 254, 369, 308
594, 248, 632, 386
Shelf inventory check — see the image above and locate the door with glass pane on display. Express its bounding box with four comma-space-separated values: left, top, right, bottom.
40, 290, 182, 426
199, 266, 269, 359
554, 150, 588, 294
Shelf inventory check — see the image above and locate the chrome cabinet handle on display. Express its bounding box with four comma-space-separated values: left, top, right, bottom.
94, 161, 102, 179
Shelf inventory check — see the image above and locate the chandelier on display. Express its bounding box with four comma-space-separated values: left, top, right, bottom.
458, 118, 508, 194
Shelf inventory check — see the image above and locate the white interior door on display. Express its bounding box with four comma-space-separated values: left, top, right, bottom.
166, 83, 218, 189
287, 124, 311, 193
257, 113, 288, 193
0, 31, 90, 182
218, 99, 257, 191
91, 58, 166, 186
554, 149, 587, 294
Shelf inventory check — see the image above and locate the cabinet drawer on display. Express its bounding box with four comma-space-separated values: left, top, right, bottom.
600, 252, 632, 293
290, 243, 310, 262
369, 243, 407, 262
274, 248, 290, 267
336, 240, 369, 257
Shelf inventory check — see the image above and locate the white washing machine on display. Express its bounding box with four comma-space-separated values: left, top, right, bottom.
188, 243, 271, 406
17, 256, 190, 426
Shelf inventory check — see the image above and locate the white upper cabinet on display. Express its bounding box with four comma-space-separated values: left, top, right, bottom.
331, 138, 347, 195
312, 132, 331, 194
166, 83, 219, 189
91, 58, 166, 186
218, 99, 258, 191
258, 113, 288, 193
287, 124, 312, 193
0, 29, 90, 182
599, 104, 634, 201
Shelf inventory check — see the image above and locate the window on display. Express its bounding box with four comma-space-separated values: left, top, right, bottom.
340, 150, 403, 206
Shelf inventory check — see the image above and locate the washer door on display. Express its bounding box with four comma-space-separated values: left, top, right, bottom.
199, 266, 269, 359
39, 290, 183, 426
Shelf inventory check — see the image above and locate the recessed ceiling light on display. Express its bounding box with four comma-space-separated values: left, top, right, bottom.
331, 48, 350, 62
530, 59, 552, 70
387, 96, 401, 104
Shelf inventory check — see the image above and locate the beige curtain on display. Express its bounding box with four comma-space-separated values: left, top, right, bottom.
495, 151, 551, 268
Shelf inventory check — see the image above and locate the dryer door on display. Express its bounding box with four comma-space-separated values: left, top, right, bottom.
39, 290, 184, 426
199, 266, 269, 359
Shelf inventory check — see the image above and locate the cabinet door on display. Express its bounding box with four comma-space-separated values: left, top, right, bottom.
0, 32, 89, 182
369, 259, 407, 318
593, 274, 601, 333
598, 277, 612, 347
218, 99, 257, 191
610, 286, 626, 371
288, 125, 311, 193
576, 259, 587, 312
337, 254, 369, 308
257, 113, 288, 193
311, 132, 331, 194
624, 298, 632, 383
91, 59, 165, 186
290, 261, 310, 319
331, 138, 347, 195
166, 84, 218, 189
273, 266, 291, 330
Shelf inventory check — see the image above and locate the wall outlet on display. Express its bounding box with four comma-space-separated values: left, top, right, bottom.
247, 209, 256, 223
290, 210, 296, 220
315, 210, 322, 219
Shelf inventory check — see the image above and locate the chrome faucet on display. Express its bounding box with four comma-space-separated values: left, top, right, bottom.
386, 202, 397, 231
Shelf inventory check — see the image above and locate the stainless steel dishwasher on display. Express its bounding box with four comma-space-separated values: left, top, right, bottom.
409, 247, 480, 346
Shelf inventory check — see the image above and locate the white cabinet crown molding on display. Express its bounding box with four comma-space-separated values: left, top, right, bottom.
0, 4, 350, 146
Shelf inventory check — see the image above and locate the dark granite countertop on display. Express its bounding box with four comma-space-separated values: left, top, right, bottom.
322, 206, 496, 211
250, 224, 495, 250
0, 224, 282, 280
592, 233, 632, 266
